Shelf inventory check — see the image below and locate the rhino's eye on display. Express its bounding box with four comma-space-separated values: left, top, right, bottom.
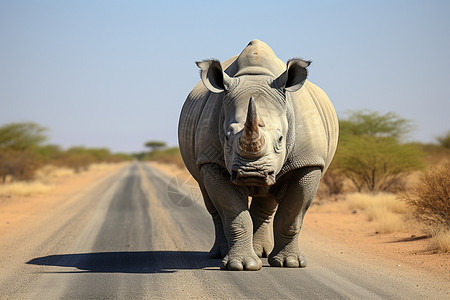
275, 129, 283, 152
276, 129, 283, 143
225, 130, 232, 141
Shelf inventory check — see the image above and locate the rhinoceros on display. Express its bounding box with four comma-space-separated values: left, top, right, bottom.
178, 39, 338, 271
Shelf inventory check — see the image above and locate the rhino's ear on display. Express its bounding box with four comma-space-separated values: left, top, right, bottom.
196, 59, 232, 93
275, 58, 311, 92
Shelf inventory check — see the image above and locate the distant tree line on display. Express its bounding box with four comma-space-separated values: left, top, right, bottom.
132, 140, 184, 169
0, 122, 132, 183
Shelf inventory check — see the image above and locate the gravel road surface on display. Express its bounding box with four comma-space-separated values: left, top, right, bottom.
0, 162, 448, 299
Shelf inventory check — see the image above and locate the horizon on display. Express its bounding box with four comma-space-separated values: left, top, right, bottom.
1, 1, 449, 153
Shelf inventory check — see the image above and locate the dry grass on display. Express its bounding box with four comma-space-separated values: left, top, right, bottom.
89, 163, 119, 171
0, 163, 122, 198
368, 207, 406, 233
346, 193, 409, 233
35, 165, 75, 182
0, 181, 53, 196
428, 227, 450, 253
1, 164, 86, 197
347, 193, 408, 213
36, 163, 117, 182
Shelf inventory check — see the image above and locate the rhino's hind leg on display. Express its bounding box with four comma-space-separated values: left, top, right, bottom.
200, 186, 228, 258
201, 164, 262, 271
250, 197, 277, 257
219, 211, 262, 271
269, 167, 321, 268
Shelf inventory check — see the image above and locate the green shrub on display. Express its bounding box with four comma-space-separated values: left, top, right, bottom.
437, 131, 450, 149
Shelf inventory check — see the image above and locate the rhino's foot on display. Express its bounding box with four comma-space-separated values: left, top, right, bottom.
253, 239, 273, 258
220, 253, 262, 271
209, 240, 228, 258
252, 223, 273, 258
269, 244, 307, 268
253, 244, 271, 258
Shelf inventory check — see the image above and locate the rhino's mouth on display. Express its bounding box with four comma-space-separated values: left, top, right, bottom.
231, 168, 276, 187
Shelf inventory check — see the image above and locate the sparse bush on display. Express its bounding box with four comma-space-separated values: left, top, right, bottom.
335, 111, 425, 193
57, 147, 95, 173
0, 123, 48, 182
411, 142, 450, 167
436, 131, 450, 149
318, 167, 345, 199
398, 163, 450, 229
0, 149, 41, 182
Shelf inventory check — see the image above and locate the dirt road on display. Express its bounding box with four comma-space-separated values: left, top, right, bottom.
0, 162, 448, 299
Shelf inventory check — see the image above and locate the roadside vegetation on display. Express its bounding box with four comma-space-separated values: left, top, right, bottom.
329, 110, 425, 193
135, 140, 185, 169
317, 111, 449, 252
0, 122, 132, 197
398, 163, 450, 252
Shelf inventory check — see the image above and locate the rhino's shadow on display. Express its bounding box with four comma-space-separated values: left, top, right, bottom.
27, 251, 220, 274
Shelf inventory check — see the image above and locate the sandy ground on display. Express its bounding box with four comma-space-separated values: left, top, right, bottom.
150, 162, 449, 280
0, 163, 126, 238
306, 201, 448, 278
0, 161, 447, 281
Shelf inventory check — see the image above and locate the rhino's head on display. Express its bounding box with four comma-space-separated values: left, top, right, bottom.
196, 58, 310, 188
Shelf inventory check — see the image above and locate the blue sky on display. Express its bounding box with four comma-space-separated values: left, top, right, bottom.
1, 1, 449, 153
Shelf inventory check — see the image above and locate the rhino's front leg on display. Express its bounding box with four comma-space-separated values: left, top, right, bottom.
201, 164, 262, 271
269, 167, 321, 268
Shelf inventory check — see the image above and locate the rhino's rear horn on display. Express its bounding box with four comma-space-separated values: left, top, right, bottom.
238, 97, 265, 157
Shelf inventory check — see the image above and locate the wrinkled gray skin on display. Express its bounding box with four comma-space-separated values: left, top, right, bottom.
178, 40, 338, 271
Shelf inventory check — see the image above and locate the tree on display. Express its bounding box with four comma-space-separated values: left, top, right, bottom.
0, 122, 47, 151
59, 146, 95, 172
144, 141, 167, 152
436, 131, 450, 149
0, 122, 48, 182
339, 110, 414, 142
335, 111, 424, 193
36, 144, 62, 164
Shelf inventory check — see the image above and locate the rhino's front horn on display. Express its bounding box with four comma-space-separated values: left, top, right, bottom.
238, 97, 266, 158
